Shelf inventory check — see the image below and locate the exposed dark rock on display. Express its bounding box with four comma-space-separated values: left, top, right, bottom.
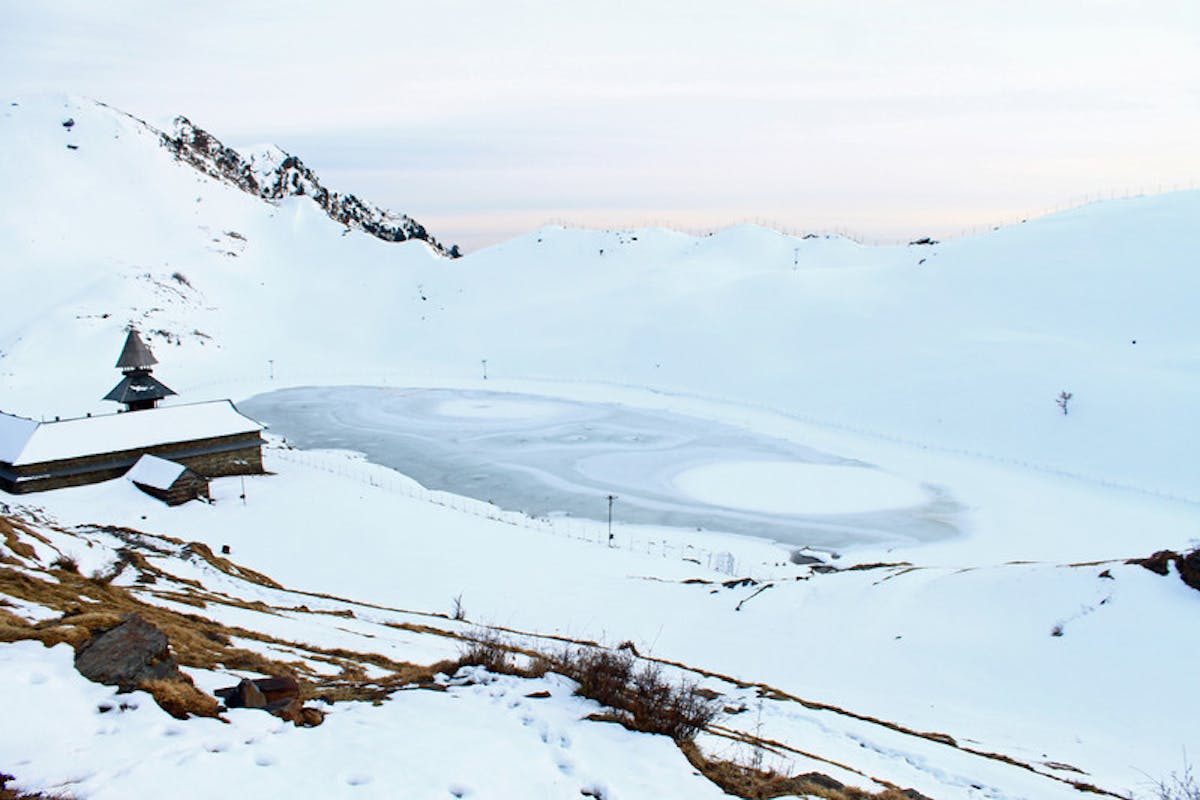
1179, 549, 1200, 590
216, 675, 297, 708
160, 118, 459, 258
214, 676, 323, 726
908, 237, 939, 246
1130, 548, 1200, 591
721, 577, 758, 589
1131, 550, 1176, 576
73, 613, 184, 690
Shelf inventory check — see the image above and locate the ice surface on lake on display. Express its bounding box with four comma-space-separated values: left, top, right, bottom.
241, 387, 958, 548
674, 461, 930, 515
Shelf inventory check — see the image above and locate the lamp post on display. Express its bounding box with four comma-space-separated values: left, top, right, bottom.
607, 494, 617, 546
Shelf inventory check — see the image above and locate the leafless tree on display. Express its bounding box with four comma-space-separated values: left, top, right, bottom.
1056, 391, 1073, 416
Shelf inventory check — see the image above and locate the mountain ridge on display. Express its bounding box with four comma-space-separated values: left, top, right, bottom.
162, 115, 460, 258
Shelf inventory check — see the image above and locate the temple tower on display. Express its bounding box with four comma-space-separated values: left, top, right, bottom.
103, 329, 177, 411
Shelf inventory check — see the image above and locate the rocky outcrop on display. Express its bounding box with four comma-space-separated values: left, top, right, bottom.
160, 118, 460, 258
74, 613, 184, 690
1130, 548, 1200, 591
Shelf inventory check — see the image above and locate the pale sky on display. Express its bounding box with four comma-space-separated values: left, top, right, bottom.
3, 0, 1198, 251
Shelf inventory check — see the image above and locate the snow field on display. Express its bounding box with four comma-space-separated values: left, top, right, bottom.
0, 642, 725, 800
1, 95, 1198, 798
20, 443, 1200, 797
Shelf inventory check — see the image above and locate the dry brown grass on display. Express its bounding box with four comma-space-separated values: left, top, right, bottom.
183, 542, 283, 589
0, 516, 44, 562
454, 634, 717, 742
139, 678, 222, 719
0, 512, 464, 719
680, 741, 933, 800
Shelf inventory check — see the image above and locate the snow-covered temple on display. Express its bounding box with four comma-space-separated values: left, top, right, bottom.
0, 331, 263, 494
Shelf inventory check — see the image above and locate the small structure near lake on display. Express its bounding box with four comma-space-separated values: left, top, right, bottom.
126, 454, 210, 505
0, 329, 264, 495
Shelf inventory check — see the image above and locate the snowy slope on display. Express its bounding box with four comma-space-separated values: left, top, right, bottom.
2, 96, 1197, 503
2, 94, 1199, 799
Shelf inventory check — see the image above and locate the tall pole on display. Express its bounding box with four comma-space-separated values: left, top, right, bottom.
607, 494, 616, 545
481, 359, 488, 381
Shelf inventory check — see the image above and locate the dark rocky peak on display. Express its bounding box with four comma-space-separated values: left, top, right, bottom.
160, 117, 460, 258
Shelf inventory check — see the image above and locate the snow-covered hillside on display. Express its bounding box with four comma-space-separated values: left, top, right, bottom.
2, 95, 1199, 799
2, 97, 1197, 503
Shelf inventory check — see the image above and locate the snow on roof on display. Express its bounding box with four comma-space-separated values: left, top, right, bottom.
125, 454, 188, 490
2, 400, 263, 466
0, 412, 40, 463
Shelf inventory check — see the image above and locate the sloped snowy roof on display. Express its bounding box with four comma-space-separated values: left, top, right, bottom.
0, 401, 263, 467
0, 412, 40, 463
104, 372, 176, 404
124, 454, 188, 490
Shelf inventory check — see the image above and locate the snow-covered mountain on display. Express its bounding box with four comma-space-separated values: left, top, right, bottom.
165, 116, 460, 257
2, 95, 1199, 800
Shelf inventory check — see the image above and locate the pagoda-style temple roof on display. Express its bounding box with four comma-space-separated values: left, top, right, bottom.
104, 372, 176, 405
115, 329, 158, 371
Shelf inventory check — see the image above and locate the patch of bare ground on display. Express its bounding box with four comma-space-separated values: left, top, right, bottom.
0, 510, 1128, 798
681, 741, 932, 800
1130, 549, 1200, 591
0, 514, 461, 717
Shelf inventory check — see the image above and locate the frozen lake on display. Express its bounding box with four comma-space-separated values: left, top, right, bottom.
240, 387, 958, 549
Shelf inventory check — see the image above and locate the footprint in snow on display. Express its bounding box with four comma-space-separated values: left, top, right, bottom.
255, 755, 276, 767
448, 784, 473, 798
346, 774, 372, 786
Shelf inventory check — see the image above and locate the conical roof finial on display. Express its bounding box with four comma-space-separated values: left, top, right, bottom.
115, 328, 158, 372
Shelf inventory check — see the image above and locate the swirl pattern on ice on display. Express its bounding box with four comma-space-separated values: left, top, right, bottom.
241, 387, 959, 548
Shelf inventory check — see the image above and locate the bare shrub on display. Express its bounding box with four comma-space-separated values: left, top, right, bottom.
49, 555, 79, 573
563, 646, 634, 710
451, 593, 465, 621
557, 646, 717, 741
453, 637, 716, 741
1145, 761, 1200, 800
1056, 390, 1073, 415
456, 630, 514, 674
